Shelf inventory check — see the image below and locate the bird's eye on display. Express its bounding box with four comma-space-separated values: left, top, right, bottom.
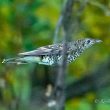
87, 40, 91, 44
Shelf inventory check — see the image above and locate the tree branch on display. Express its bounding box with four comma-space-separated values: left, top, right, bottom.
52, 0, 88, 110
53, 0, 77, 110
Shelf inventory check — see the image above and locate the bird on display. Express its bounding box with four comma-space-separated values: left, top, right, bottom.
2, 38, 102, 66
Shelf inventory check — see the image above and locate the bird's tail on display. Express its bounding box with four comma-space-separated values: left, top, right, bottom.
2, 57, 27, 64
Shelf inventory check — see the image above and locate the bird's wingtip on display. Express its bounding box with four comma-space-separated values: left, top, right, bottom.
96, 39, 102, 43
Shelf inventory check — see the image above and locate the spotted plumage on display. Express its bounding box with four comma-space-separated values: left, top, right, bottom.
2, 38, 102, 65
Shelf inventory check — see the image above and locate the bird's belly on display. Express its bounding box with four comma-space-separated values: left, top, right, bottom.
39, 55, 75, 65
39, 56, 54, 65
38, 54, 76, 65
67, 55, 75, 63
39, 55, 63, 65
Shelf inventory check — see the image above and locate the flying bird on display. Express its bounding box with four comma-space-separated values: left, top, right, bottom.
2, 38, 102, 65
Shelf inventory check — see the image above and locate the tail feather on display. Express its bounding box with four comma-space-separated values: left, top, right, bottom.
2, 58, 16, 63
2, 57, 27, 64
2, 56, 41, 64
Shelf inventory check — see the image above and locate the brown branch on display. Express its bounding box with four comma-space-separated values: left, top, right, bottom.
52, 0, 88, 110
53, 0, 75, 43
53, 0, 76, 110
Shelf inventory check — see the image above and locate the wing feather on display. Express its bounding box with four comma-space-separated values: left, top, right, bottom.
18, 44, 63, 56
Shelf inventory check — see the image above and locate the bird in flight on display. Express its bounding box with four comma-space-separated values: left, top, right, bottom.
2, 38, 102, 65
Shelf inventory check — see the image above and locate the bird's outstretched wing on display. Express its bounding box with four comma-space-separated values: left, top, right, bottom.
18, 43, 64, 56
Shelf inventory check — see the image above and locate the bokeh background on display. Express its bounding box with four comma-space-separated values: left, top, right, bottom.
0, 0, 110, 110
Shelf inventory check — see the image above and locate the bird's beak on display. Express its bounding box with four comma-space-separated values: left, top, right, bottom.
95, 39, 102, 43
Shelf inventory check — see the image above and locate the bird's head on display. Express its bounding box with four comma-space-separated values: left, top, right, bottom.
79, 38, 102, 49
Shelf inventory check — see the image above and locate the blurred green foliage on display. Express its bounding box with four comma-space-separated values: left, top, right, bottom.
0, 0, 110, 110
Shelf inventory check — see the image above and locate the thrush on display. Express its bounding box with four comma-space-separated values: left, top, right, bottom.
2, 38, 102, 65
